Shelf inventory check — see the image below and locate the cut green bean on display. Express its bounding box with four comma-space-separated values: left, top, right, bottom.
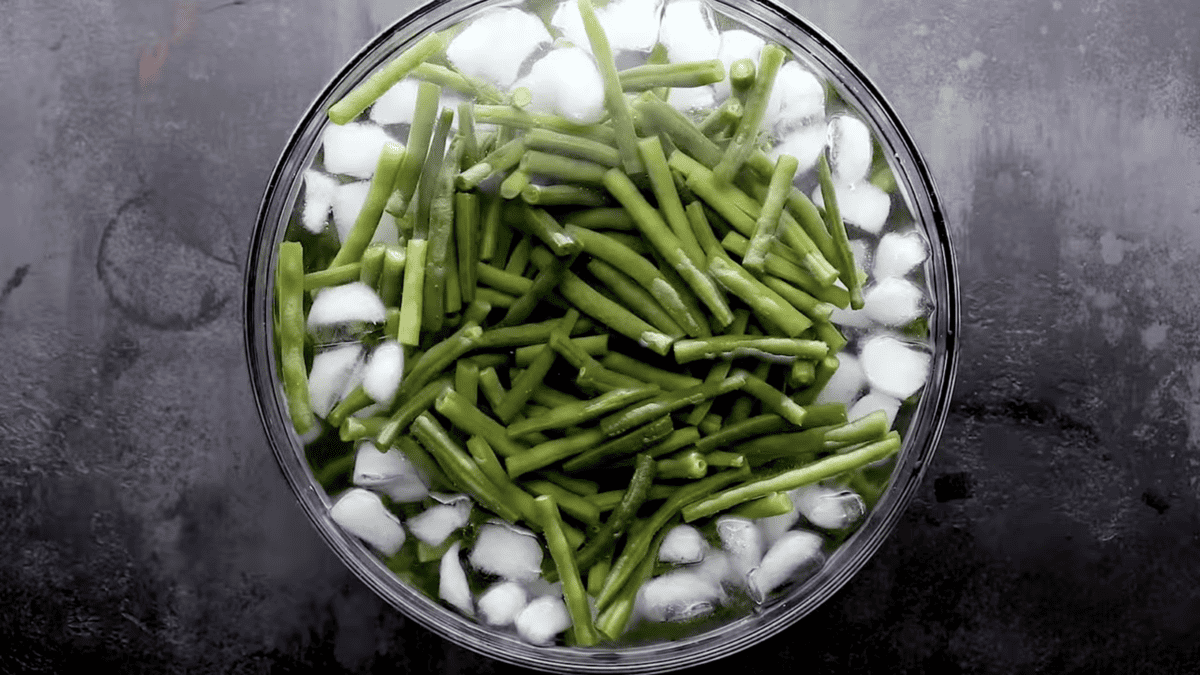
329, 142, 405, 268
574, 454, 655, 573
673, 335, 828, 364
513, 203, 582, 257
694, 413, 790, 454
743, 153, 799, 274
561, 416, 675, 473
495, 309, 578, 423
824, 410, 890, 450
474, 104, 615, 143
599, 373, 747, 437
457, 137, 526, 191
435, 388, 530, 459
276, 242, 315, 433
735, 370, 808, 427
454, 359, 479, 407
729, 491, 793, 519
728, 58, 756, 94
396, 239, 428, 345
377, 377, 453, 448
704, 451, 746, 469
504, 234, 531, 275
601, 352, 702, 391
303, 261, 363, 291
709, 255, 813, 337
638, 136, 707, 268
618, 59, 725, 91
500, 168, 531, 200
559, 271, 675, 356
328, 32, 447, 124
521, 150, 609, 184
631, 91, 723, 167
477, 316, 592, 348
455, 192, 479, 304
595, 524, 668, 640
697, 97, 743, 138
387, 82, 440, 216
760, 274, 837, 323
378, 244, 406, 307
686, 309, 750, 426
657, 450, 708, 480
515, 335, 607, 367
588, 259, 686, 338
476, 262, 533, 296
507, 428, 606, 479
498, 246, 577, 328
508, 386, 657, 437
563, 207, 636, 231
339, 415, 387, 443
536, 471, 600, 497
577, 0, 642, 174
527, 481, 601, 527
789, 359, 816, 387
712, 43, 785, 184
412, 413, 521, 522
533, 496, 599, 646
794, 355, 841, 406
520, 184, 608, 207
396, 321, 482, 403
817, 153, 864, 309
524, 127, 621, 167
395, 435, 455, 492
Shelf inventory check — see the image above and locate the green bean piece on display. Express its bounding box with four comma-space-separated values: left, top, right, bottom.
708, 255, 813, 337
276, 242, 315, 433
474, 287, 514, 308
376, 244, 406, 307
694, 413, 789, 453
376, 377, 453, 448
328, 32, 447, 124
815, 321, 849, 355
697, 97, 744, 138
495, 309, 579, 423
514, 335, 608, 367
729, 491, 793, 519
457, 137, 526, 191
789, 359, 816, 387
533, 496, 599, 646
824, 410, 891, 450
326, 384, 373, 429
497, 247, 576, 328
499, 167, 531, 200
521, 150, 609, 184
507, 203, 579, 257
723, 232, 849, 307
505, 234, 531, 276
508, 386, 658, 438
678, 162, 761, 238
728, 57, 756, 94
657, 450, 708, 480
454, 359, 480, 408
685, 308, 750, 426
314, 452, 355, 491
477, 366, 506, 412
412, 413, 522, 522
597, 466, 750, 610
477, 195, 503, 262
759, 274, 837, 323
454, 192, 479, 304
735, 370, 808, 427
396, 238, 428, 344
477, 315, 592, 348
601, 352, 702, 391
465, 435, 509, 487
563, 207, 637, 231
329, 142, 405, 268
418, 109, 456, 238
558, 271, 675, 356
817, 153, 864, 309
304, 261, 363, 291
619, 59, 726, 91
393, 435, 454, 492
591, 484, 676, 512
704, 450, 746, 469
797, 402, 846, 428
744, 153, 800, 274
713, 44, 785, 185
595, 524, 669, 640
474, 104, 615, 144
673, 335, 828, 364
683, 432, 901, 521
434, 388, 529, 459
588, 259, 686, 338
339, 415, 388, 443
685, 199, 728, 263
520, 184, 608, 207
476, 262, 533, 296
587, 552, 612, 597
574, 360, 651, 393
794, 355, 841, 406
387, 82, 441, 216
396, 322, 482, 404
527, 481, 601, 527
638, 136, 706, 268
524, 127, 621, 167
600, 373, 747, 437
507, 429, 606, 479
699, 412, 723, 435
561, 416, 675, 473
573, 454, 656, 574
536, 471, 600, 497
632, 91, 723, 167
576, 0, 642, 174
457, 102, 481, 167
643, 426, 702, 459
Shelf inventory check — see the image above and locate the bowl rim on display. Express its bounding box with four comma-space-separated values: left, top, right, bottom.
243, 0, 960, 671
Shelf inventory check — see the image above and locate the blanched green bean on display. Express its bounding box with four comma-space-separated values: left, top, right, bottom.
276, 242, 315, 433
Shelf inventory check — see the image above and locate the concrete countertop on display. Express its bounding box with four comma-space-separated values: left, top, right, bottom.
2, 0, 1198, 672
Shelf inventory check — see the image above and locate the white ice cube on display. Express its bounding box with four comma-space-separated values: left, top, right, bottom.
827, 115, 873, 184
764, 61, 825, 133
302, 170, 339, 234
859, 334, 931, 399
330, 488, 406, 556
478, 581, 529, 627
746, 530, 824, 602
694, 549, 733, 587
353, 442, 430, 503
814, 353, 865, 408
308, 343, 365, 418
513, 47, 606, 125
470, 522, 544, 581
363, 340, 405, 406
331, 181, 370, 242
659, 524, 707, 564
658, 0, 720, 63
756, 508, 800, 548
791, 484, 865, 530
768, 122, 827, 174
322, 123, 395, 179
637, 569, 723, 622
716, 516, 765, 582
863, 277, 925, 327
369, 78, 422, 126
812, 180, 891, 235
667, 84, 716, 113
850, 238, 872, 276
439, 541, 475, 616
307, 282, 387, 329
447, 8, 552, 88
713, 29, 766, 100
873, 230, 929, 279
407, 499, 472, 547
515, 595, 572, 645
847, 390, 902, 428
602, 0, 665, 53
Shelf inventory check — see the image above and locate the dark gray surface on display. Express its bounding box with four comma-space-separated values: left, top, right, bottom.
3, 0, 1199, 672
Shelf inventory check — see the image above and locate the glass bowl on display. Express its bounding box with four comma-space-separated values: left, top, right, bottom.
244, 0, 959, 671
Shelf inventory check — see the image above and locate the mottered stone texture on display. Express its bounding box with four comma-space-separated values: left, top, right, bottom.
2, 0, 1199, 672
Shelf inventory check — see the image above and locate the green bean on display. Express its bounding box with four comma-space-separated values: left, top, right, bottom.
395, 321, 482, 403
682, 432, 901, 521
587, 552, 612, 598
735, 369, 808, 427
465, 435, 509, 487
377, 244, 406, 307
386, 82, 440, 216
574, 454, 655, 573
328, 32, 447, 124
712, 43, 785, 185
478, 195, 504, 261
599, 373, 747, 437
520, 184, 608, 207
723, 231, 850, 307
495, 309, 579, 423
729, 491, 793, 519
457, 137, 526, 191
817, 153, 864, 309
329, 142, 405, 268
559, 271, 675, 356
575, 361, 652, 393
396, 238, 428, 345
694, 413, 790, 453
685, 309, 750, 427
377, 376, 454, 448
314, 453, 355, 490
520, 150, 609, 184
477, 316, 591, 348
577, 0, 642, 174
498, 246, 577, 327
527, 481, 601, 527
327, 386, 373, 430
435, 388, 530, 459
657, 449, 708, 480
504, 234, 531, 275
824, 410, 890, 450
760, 274, 837, 323
339, 415, 388, 443
515, 335, 607, 368
474, 287, 514, 308
686, 199, 729, 263
673, 335, 828, 364
499, 168, 531, 200
456, 102, 481, 168
561, 416, 674, 473
533, 496, 599, 646
709, 255, 813, 337
618, 59, 725, 91
601, 352, 702, 391
453, 360, 479, 408
476, 366, 506, 412
697, 97, 743, 138
743, 153, 799, 274
276, 242, 315, 433
411, 413, 522, 522
728, 58, 756, 94
474, 105, 615, 144
524, 127, 621, 167
411, 62, 505, 105
303, 261, 363, 291
591, 484, 676, 512
631, 91, 723, 167
789, 359, 816, 386
476, 262, 533, 296
563, 207, 637, 231
536, 471, 600, 497
704, 451, 746, 469
395, 435, 455, 492
588, 259, 686, 338
638, 136, 707, 268
726, 357, 766, 426
699, 412, 723, 435
595, 524, 668, 640
676, 157, 760, 237
508, 386, 657, 438
814, 320, 849, 354
507, 429, 606, 479
794, 355, 840, 406
513, 203, 582, 257
454, 192, 479, 304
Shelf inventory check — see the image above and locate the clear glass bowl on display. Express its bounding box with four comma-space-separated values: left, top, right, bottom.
244, 1, 959, 671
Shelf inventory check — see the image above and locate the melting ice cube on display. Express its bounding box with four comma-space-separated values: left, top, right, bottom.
470, 522, 544, 581
859, 334, 931, 399
667, 84, 716, 113
791, 484, 866, 530
847, 390, 901, 428
873, 230, 929, 279
353, 442, 429, 503
637, 569, 723, 622
555, 0, 663, 53
862, 277, 925, 327
716, 516, 765, 581
406, 498, 472, 547
814, 352, 865, 408
659, 524, 707, 564
301, 170, 338, 234
713, 29, 766, 100
307, 282, 387, 330
764, 61, 825, 134
331, 181, 399, 245
329, 487, 406, 556
513, 47, 606, 125
746, 530, 824, 603
478, 581, 529, 627
307, 343, 366, 418
515, 595, 572, 645
756, 508, 801, 548
322, 123, 396, 179
439, 541, 474, 616
446, 8, 552, 88
812, 180, 891, 235
827, 115, 873, 183
768, 123, 826, 173
369, 78, 422, 126
658, 0, 720, 63
362, 340, 405, 406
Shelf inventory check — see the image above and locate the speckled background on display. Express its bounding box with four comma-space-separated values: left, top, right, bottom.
2, 0, 1199, 672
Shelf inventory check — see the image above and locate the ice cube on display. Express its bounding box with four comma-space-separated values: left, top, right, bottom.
768, 122, 827, 174
859, 334, 931, 399
713, 29, 766, 100
307, 282, 387, 330
667, 84, 716, 113
791, 484, 865, 530
659, 524, 707, 564
764, 61, 825, 134
406, 499, 472, 547
812, 180, 891, 235
470, 522, 544, 581
329, 488, 406, 556
556, 0, 663, 53
301, 170, 338, 234
353, 442, 429, 503
446, 8, 552, 88
369, 78, 422, 126
658, 0, 720, 63
756, 508, 800, 548
873, 230, 929, 279
694, 549, 733, 586
515, 595, 572, 645
363, 340, 404, 405
814, 353, 865, 407
322, 123, 395, 179
513, 47, 606, 125
716, 516, 765, 581
331, 181, 370, 242
478, 581, 529, 627
439, 541, 474, 616
308, 343, 365, 418
850, 238, 872, 275
637, 569, 723, 622
863, 277, 925, 327
827, 115, 873, 183
847, 390, 902, 428
746, 530, 824, 603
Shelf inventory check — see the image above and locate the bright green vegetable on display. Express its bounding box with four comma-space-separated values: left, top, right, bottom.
387, 81, 440, 216
328, 32, 447, 124
618, 59, 725, 91
576, 0, 641, 174
817, 153, 865, 309
276, 242, 314, 433
533, 496, 599, 646
329, 142, 405, 268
